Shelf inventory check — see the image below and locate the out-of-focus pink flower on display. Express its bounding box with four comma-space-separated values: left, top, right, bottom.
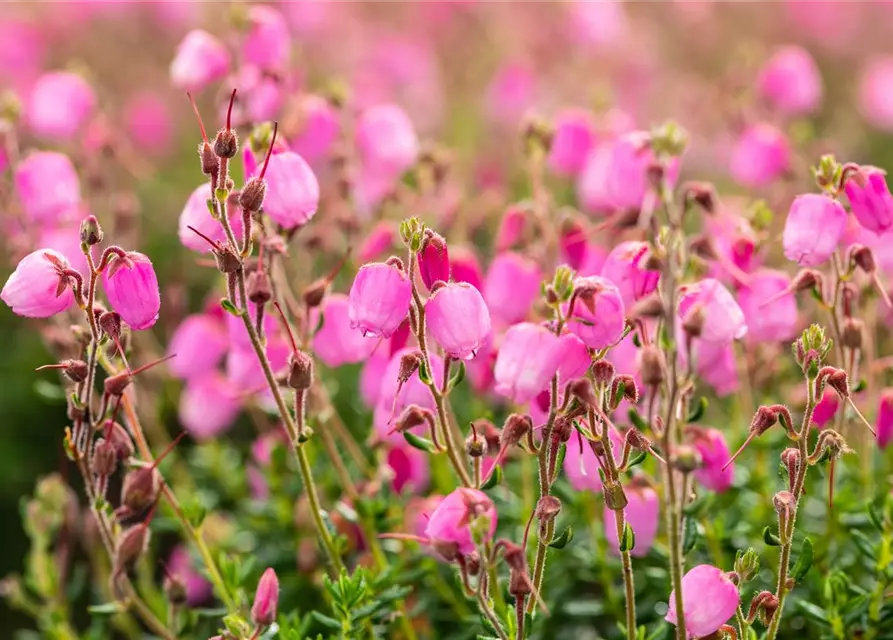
387, 444, 430, 494
737, 269, 799, 343
566, 276, 626, 349
484, 252, 542, 326
665, 565, 739, 637
37, 225, 89, 275
1, 249, 74, 318
355, 104, 419, 181
607, 132, 679, 212
844, 166, 893, 235
178, 183, 244, 252
690, 340, 739, 398
678, 278, 747, 344
349, 262, 412, 338
282, 0, 335, 36
418, 232, 450, 291
426, 283, 491, 360
451, 246, 484, 291
577, 243, 609, 276
877, 389, 893, 449
226, 339, 290, 391
485, 62, 536, 126
559, 219, 588, 270
757, 46, 822, 117
690, 428, 734, 492
569, 0, 628, 47
556, 332, 591, 382
605, 484, 659, 557
232, 66, 283, 124
0, 20, 44, 90
783, 193, 847, 266
495, 204, 528, 252
102, 252, 160, 330
312, 294, 378, 367
548, 109, 596, 177
358, 222, 394, 263
494, 323, 562, 404
705, 211, 761, 279
167, 313, 228, 380
179, 374, 243, 439
290, 95, 339, 168
26, 71, 95, 140
124, 92, 173, 156
14, 152, 81, 226
577, 143, 616, 216
251, 568, 279, 626
226, 304, 277, 352
242, 5, 291, 73
167, 546, 212, 606
374, 348, 444, 442
562, 427, 623, 492
259, 150, 319, 229
170, 30, 231, 92
601, 241, 660, 309
813, 387, 840, 428
729, 123, 790, 188
859, 57, 893, 131
424, 488, 497, 556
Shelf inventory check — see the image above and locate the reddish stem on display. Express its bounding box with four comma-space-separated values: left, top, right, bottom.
272, 301, 299, 353
226, 88, 237, 131
258, 122, 279, 181
186, 92, 208, 143
186, 225, 223, 251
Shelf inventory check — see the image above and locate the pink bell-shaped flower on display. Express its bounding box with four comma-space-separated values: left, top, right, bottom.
425, 282, 491, 360
576, 142, 616, 216
312, 294, 378, 367
14, 151, 81, 226
690, 339, 740, 398
665, 564, 739, 638
102, 252, 160, 330
1, 249, 74, 318
783, 193, 847, 266
690, 427, 734, 492
179, 373, 243, 439
360, 350, 390, 409
259, 150, 319, 229
876, 389, 893, 449
178, 183, 244, 253
27, 71, 95, 140
290, 95, 340, 168
562, 427, 623, 492
167, 312, 229, 380
242, 5, 291, 73
387, 443, 430, 494
606, 132, 679, 212
548, 108, 596, 177
226, 339, 290, 393
170, 30, 231, 92
451, 246, 484, 291
349, 262, 412, 338
604, 483, 659, 557
859, 57, 893, 132
556, 332, 592, 382
355, 103, 419, 180
251, 568, 279, 627
484, 252, 543, 326
124, 92, 173, 157
601, 241, 659, 309
844, 166, 893, 235
813, 387, 839, 428
737, 269, 799, 343
729, 123, 790, 189
566, 275, 626, 349
424, 488, 497, 556
678, 278, 747, 344
36, 224, 89, 276
494, 323, 562, 404
757, 46, 823, 117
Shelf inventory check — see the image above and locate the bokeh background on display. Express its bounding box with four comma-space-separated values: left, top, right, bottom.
4, 0, 893, 635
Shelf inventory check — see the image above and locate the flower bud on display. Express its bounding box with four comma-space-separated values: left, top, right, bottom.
286, 350, 314, 390
163, 573, 188, 607
92, 438, 117, 477
500, 414, 533, 448
418, 229, 450, 292
239, 177, 267, 213
61, 359, 89, 383
611, 374, 640, 406
534, 495, 561, 521
773, 490, 796, 518
673, 444, 703, 473
603, 482, 628, 511
748, 590, 780, 626
246, 270, 272, 305
214, 128, 238, 160
121, 468, 160, 513
683, 181, 718, 214
568, 378, 598, 409
592, 360, 615, 386
114, 524, 150, 574
398, 351, 422, 383
106, 421, 135, 460
640, 345, 666, 387
251, 568, 279, 627
465, 432, 486, 458
393, 405, 430, 433
552, 415, 574, 444
734, 548, 760, 583
80, 215, 103, 246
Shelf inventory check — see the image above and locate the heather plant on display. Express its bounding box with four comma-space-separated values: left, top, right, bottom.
3, 3, 893, 640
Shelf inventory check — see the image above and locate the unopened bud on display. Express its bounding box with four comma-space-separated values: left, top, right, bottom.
673, 444, 703, 473
417, 230, 450, 292
734, 547, 760, 583
749, 591, 780, 625
640, 346, 666, 387
500, 414, 532, 448
114, 524, 150, 574
239, 177, 267, 213
286, 351, 314, 389
251, 568, 279, 627
464, 551, 482, 576
465, 432, 485, 458
611, 374, 640, 406
106, 421, 135, 460
568, 378, 598, 409
92, 438, 117, 477
398, 351, 422, 383
214, 128, 238, 159
302, 279, 328, 308
603, 482, 628, 511
535, 495, 561, 521
62, 359, 89, 383
592, 360, 615, 386
164, 573, 188, 607
773, 490, 796, 517
246, 270, 272, 305
79, 215, 103, 246
214, 246, 242, 274
121, 468, 160, 513
552, 415, 573, 443
199, 141, 218, 177
683, 181, 718, 214
850, 244, 876, 274
842, 318, 864, 350
394, 405, 430, 433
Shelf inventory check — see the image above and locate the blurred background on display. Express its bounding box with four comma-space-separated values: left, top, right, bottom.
4, 0, 893, 635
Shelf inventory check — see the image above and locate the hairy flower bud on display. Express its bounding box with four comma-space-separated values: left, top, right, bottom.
535, 495, 561, 521
246, 270, 272, 305
114, 524, 150, 574
842, 318, 864, 351
568, 378, 598, 409
251, 568, 279, 627
398, 351, 422, 383
393, 405, 430, 434
640, 345, 666, 387
611, 374, 640, 407
418, 229, 450, 292
749, 590, 780, 626
121, 468, 160, 513
286, 350, 314, 390
603, 482, 628, 511
92, 438, 117, 477
79, 214, 103, 246
673, 444, 703, 473
500, 414, 532, 448
214, 128, 238, 160
592, 360, 615, 386
163, 573, 188, 607
239, 177, 267, 213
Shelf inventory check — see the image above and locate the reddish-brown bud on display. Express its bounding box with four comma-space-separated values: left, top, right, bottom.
500, 414, 532, 448
842, 317, 864, 350
640, 346, 666, 387
568, 378, 598, 409
79, 214, 103, 246
286, 351, 314, 389
393, 405, 430, 433
114, 524, 150, 574
535, 495, 561, 521
239, 177, 267, 213
214, 128, 238, 160
92, 438, 117, 477
398, 351, 423, 383
121, 468, 160, 513
246, 270, 273, 305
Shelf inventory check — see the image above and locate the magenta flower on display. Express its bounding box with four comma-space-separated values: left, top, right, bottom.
665, 564, 739, 638
451, 246, 484, 291
312, 294, 378, 367
418, 232, 450, 291
231, 66, 283, 124
562, 427, 623, 492
124, 92, 173, 157
556, 332, 592, 382
859, 57, 893, 131
424, 488, 497, 556
387, 443, 430, 494
845, 167, 893, 235
426, 283, 491, 360
605, 484, 659, 557
242, 5, 291, 73
1, 249, 74, 318
690, 340, 739, 398
26, 71, 95, 140
729, 123, 790, 188
251, 568, 279, 626
259, 150, 319, 229
783, 193, 847, 266
877, 390, 893, 449
290, 95, 340, 167
577, 143, 616, 216
493, 323, 562, 404
358, 222, 395, 263
606, 132, 679, 212
170, 30, 230, 92
360, 351, 390, 409
813, 387, 840, 428
548, 109, 596, 177
178, 183, 244, 253
601, 241, 659, 309
757, 46, 823, 117
690, 428, 734, 492
349, 262, 412, 338
566, 276, 626, 349
102, 252, 160, 330
178, 373, 243, 439
226, 340, 290, 392
737, 269, 799, 343
14, 151, 81, 225
495, 204, 528, 252
355, 104, 419, 180
167, 546, 212, 606
37, 224, 89, 275
483, 252, 543, 325
226, 305, 278, 352
485, 62, 536, 126
678, 278, 747, 344
167, 313, 229, 381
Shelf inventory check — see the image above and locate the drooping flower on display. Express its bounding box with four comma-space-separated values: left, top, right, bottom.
782, 193, 847, 266
179, 374, 243, 439
876, 389, 893, 449
493, 323, 562, 404
604, 484, 659, 557
577, 142, 616, 215
102, 252, 160, 330
251, 568, 279, 627
170, 30, 231, 92
737, 269, 799, 343
258, 150, 319, 229
312, 294, 378, 367
290, 95, 340, 168
424, 488, 497, 556
556, 332, 592, 383
690, 340, 739, 398
360, 350, 390, 409
859, 57, 893, 132
178, 183, 244, 253
348, 262, 412, 338
167, 546, 213, 606
690, 428, 734, 492
242, 5, 291, 73
26, 71, 96, 140
484, 252, 543, 326
757, 46, 823, 117
605, 131, 679, 212
665, 565, 739, 638
14, 151, 81, 225
355, 103, 419, 180
548, 108, 596, 177
418, 231, 450, 291
677, 278, 747, 344
729, 123, 790, 189
451, 246, 484, 291
562, 427, 624, 492
167, 313, 229, 380
124, 92, 173, 157
425, 282, 491, 360
844, 166, 893, 235
601, 241, 659, 309
1, 249, 74, 318
566, 275, 626, 349
387, 444, 430, 494
812, 387, 840, 428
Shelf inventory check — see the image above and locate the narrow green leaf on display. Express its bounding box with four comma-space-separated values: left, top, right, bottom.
619, 522, 635, 552
763, 526, 782, 547
791, 536, 814, 583
626, 450, 647, 470
682, 517, 699, 555
310, 611, 342, 630
868, 503, 885, 533
417, 360, 432, 385
628, 408, 649, 431
447, 361, 466, 392
549, 525, 574, 549
403, 432, 437, 453
686, 397, 708, 423
87, 602, 124, 615
220, 298, 241, 316
481, 465, 503, 490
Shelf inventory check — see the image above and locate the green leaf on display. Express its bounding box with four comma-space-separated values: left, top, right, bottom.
549, 525, 574, 549
763, 526, 782, 547
33, 380, 67, 403
87, 602, 124, 616
220, 298, 241, 316
447, 361, 466, 392
798, 601, 831, 626
403, 432, 437, 453
686, 397, 708, 423
791, 536, 814, 583
682, 517, 699, 556
628, 408, 649, 432
851, 529, 877, 561
625, 450, 647, 470
481, 465, 503, 490
309, 611, 342, 631
868, 503, 885, 533
417, 360, 432, 385
632, 332, 642, 348
619, 522, 635, 552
